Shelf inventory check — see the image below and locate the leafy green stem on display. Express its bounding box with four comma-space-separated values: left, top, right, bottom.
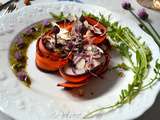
129, 10, 160, 47
83, 103, 120, 119
146, 20, 160, 40
142, 60, 160, 90
129, 10, 151, 35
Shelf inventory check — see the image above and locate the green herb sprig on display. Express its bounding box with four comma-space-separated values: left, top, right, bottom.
142, 60, 160, 90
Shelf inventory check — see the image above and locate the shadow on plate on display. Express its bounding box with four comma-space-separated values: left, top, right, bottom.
65, 68, 120, 100
30, 48, 121, 100
65, 50, 121, 100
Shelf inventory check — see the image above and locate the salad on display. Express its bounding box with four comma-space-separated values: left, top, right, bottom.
35, 15, 110, 88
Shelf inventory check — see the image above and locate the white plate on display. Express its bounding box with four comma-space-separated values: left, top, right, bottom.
0, 2, 160, 120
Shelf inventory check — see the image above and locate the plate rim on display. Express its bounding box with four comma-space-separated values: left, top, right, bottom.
0, 1, 159, 120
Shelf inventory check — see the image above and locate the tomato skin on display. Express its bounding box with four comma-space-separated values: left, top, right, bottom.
57, 82, 88, 88
84, 16, 107, 44
59, 68, 91, 83
36, 51, 68, 72
57, 20, 73, 32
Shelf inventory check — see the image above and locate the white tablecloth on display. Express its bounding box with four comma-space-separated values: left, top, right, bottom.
0, 0, 159, 120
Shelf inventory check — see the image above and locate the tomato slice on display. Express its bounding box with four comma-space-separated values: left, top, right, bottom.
35, 20, 74, 72
59, 61, 107, 83
36, 51, 68, 71
57, 20, 73, 32
59, 68, 91, 83
59, 57, 109, 84
84, 16, 107, 44
38, 36, 60, 57
36, 39, 71, 72
55, 17, 107, 45
57, 81, 88, 88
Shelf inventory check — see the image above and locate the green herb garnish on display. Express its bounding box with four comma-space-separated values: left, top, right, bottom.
142, 60, 160, 90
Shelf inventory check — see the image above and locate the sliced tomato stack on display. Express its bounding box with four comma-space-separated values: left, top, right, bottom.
36, 37, 72, 72
36, 20, 73, 72
35, 15, 110, 88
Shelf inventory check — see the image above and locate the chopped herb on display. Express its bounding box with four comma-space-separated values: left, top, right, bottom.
109, 63, 130, 71
117, 71, 124, 77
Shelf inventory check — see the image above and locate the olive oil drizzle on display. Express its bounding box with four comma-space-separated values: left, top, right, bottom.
9, 20, 52, 87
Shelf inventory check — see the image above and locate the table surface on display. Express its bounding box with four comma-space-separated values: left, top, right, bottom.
0, 0, 159, 120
